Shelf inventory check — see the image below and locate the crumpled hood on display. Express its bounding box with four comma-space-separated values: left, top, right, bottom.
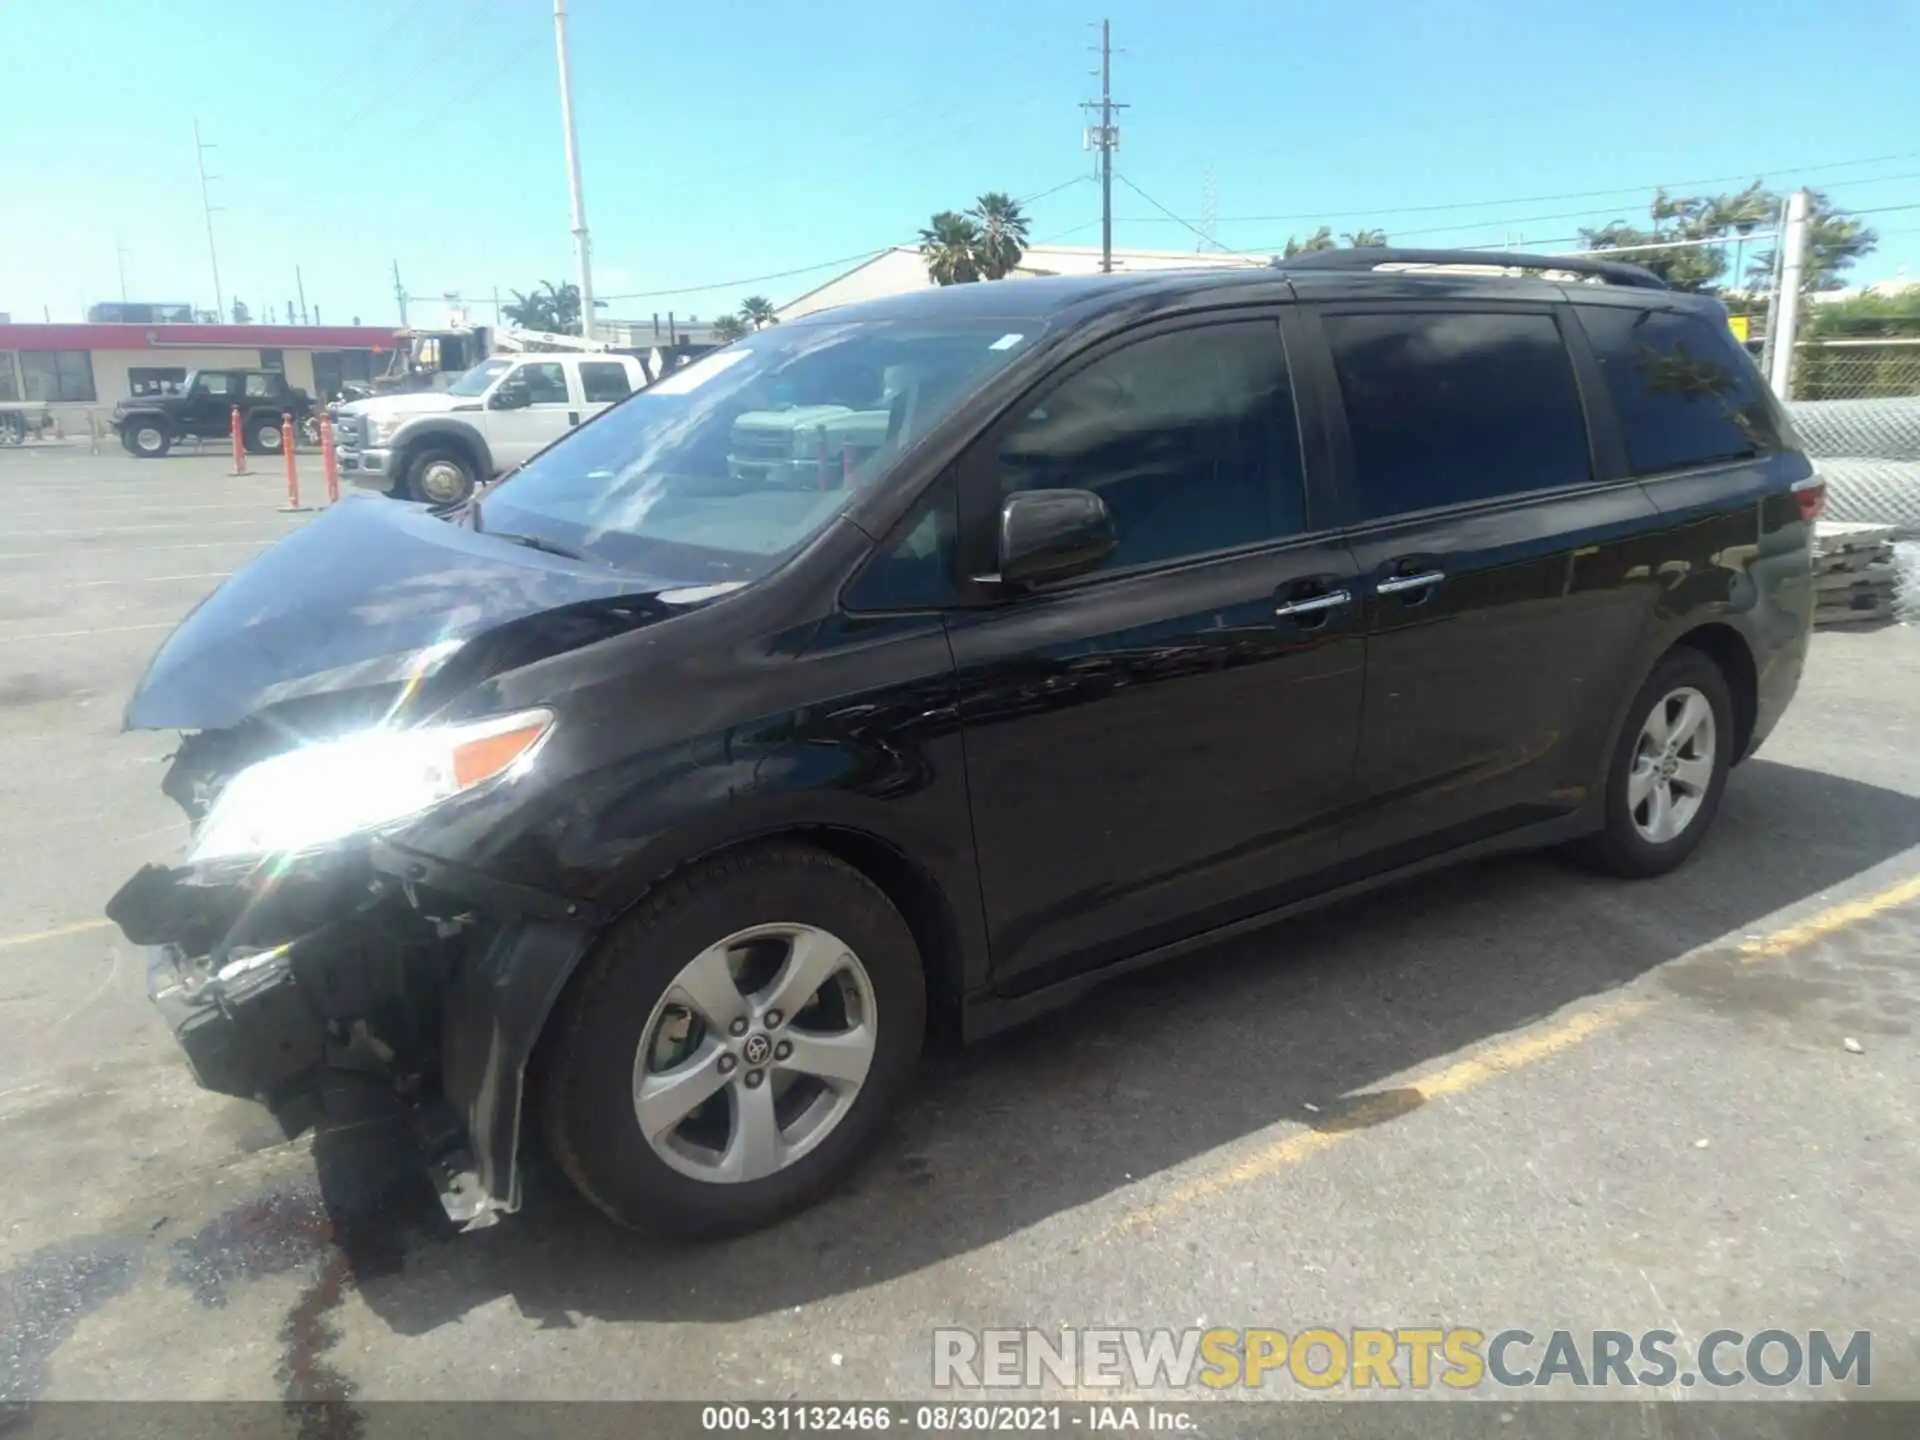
125, 498, 679, 732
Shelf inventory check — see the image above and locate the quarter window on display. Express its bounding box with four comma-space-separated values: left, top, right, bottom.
994, 321, 1306, 573
520, 363, 570, 405
580, 362, 633, 404
1325, 311, 1589, 519
243, 373, 275, 398
1576, 306, 1778, 475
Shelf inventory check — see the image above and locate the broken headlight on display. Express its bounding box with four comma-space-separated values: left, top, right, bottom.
189, 709, 554, 865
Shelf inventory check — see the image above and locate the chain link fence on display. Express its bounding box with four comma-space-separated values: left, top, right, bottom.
1790, 341, 1920, 402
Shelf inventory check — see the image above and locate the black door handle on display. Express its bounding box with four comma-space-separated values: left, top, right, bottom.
567, 411, 580, 426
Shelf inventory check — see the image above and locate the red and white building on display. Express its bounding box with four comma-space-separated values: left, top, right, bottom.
0, 321, 403, 430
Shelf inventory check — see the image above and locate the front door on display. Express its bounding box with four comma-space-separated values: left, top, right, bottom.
489, 360, 578, 468
1308, 303, 1661, 865
946, 314, 1366, 995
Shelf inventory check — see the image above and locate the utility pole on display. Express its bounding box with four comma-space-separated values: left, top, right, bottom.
1081, 21, 1126, 274
392, 259, 409, 327
116, 238, 131, 302
1766, 189, 1811, 400
553, 0, 596, 339
296, 266, 309, 325
193, 118, 225, 322
492, 285, 502, 326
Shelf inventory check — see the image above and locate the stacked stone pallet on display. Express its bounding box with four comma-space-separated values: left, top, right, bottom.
1813, 520, 1901, 629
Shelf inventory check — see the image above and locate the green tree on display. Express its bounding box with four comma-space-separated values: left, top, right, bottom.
1745, 190, 1879, 295
1283, 226, 1337, 257
713, 314, 749, 343
502, 279, 602, 334
739, 296, 779, 329
919, 211, 983, 285
1342, 228, 1389, 248
967, 191, 1032, 279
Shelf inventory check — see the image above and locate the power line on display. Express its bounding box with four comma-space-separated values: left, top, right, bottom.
1163, 150, 1920, 229
1113, 173, 1248, 255
594, 177, 1091, 303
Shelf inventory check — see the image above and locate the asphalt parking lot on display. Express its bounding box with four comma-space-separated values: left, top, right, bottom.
1, 443, 1917, 1415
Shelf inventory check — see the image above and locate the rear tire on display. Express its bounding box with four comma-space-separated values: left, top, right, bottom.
405, 446, 476, 505
1571, 647, 1733, 879
128, 422, 171, 458
540, 844, 926, 1238
245, 416, 285, 455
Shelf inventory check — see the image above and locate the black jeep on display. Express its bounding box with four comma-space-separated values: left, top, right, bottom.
111, 369, 315, 459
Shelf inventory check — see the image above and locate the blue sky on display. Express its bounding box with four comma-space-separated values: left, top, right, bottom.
4, 0, 1917, 327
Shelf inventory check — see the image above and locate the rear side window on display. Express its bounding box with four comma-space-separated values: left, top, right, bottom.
995, 321, 1307, 572
1325, 311, 1590, 519
1576, 306, 1779, 475
580, 362, 633, 403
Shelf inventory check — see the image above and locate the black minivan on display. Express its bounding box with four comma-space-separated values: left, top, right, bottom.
108, 249, 1821, 1237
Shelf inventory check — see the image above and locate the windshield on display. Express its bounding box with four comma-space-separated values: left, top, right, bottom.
447, 358, 512, 397
478, 318, 1040, 582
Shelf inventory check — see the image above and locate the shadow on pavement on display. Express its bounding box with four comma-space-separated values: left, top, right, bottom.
303, 756, 1920, 1334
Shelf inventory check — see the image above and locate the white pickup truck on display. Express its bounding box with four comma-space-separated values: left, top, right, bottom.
332, 351, 650, 504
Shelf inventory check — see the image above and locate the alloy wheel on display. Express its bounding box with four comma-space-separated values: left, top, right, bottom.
1628, 685, 1715, 844
257, 423, 283, 452
633, 923, 878, 1184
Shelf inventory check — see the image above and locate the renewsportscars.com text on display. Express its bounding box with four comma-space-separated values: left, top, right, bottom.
932, 1327, 1872, 1392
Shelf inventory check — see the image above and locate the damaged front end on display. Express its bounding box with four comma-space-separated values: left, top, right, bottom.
108, 728, 599, 1229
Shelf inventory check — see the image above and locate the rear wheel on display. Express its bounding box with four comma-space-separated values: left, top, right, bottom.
540, 844, 926, 1238
1572, 648, 1733, 878
245, 417, 285, 455
405, 446, 476, 505
129, 422, 171, 458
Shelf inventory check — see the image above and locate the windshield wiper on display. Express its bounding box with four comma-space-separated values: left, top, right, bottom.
486, 529, 594, 562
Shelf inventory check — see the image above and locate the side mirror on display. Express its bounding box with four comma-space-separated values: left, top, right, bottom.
998, 488, 1115, 587
489, 380, 531, 410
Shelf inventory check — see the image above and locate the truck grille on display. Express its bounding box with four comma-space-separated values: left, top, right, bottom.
332, 414, 364, 448
731, 430, 793, 461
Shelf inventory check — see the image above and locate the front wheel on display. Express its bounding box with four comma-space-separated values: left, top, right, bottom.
1572, 648, 1734, 878
128, 422, 171, 458
405, 446, 475, 505
540, 844, 927, 1237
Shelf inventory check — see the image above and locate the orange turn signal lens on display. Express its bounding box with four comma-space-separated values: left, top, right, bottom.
451, 721, 550, 790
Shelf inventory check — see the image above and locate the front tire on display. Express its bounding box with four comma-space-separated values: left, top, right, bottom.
405, 446, 476, 505
128, 422, 171, 458
1573, 647, 1734, 878
540, 844, 927, 1238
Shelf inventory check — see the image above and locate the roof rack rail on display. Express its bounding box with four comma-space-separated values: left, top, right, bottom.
1272, 246, 1668, 291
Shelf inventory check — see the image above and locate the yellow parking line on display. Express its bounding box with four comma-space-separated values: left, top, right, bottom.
0, 918, 112, 950
1738, 871, 1920, 960
1098, 867, 1920, 1240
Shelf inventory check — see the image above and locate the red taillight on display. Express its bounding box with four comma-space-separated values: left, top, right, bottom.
1792, 478, 1826, 523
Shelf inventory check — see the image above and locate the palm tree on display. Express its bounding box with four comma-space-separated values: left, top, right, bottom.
713, 314, 749, 343
1342, 228, 1389, 248
967, 192, 1031, 279
1282, 227, 1336, 258
739, 296, 779, 329
919, 211, 982, 285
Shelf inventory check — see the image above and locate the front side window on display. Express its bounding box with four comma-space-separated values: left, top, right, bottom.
994, 321, 1306, 573
20, 350, 96, 403
580, 361, 633, 404
520, 363, 569, 405
1326, 310, 1589, 519
481, 318, 1041, 583
1577, 306, 1779, 475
